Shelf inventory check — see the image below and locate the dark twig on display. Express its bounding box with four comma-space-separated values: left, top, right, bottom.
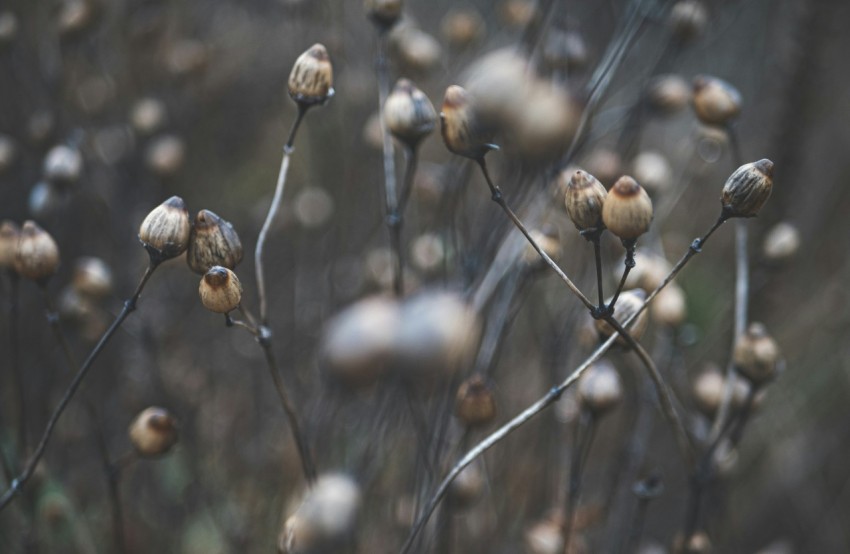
608, 239, 637, 312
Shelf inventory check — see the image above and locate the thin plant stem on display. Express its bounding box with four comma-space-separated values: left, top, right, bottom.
87, 402, 127, 554
608, 239, 637, 312
7, 272, 26, 456
0, 260, 160, 513
398, 145, 419, 220
591, 233, 606, 308
562, 410, 596, 550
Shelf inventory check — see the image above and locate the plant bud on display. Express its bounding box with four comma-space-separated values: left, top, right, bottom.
365, 0, 402, 31
563, 169, 607, 230
733, 322, 781, 384
43, 145, 83, 185
410, 233, 445, 274
199, 266, 242, 314
0, 134, 17, 173
145, 134, 185, 176
138, 196, 191, 259
577, 360, 623, 415
384, 79, 437, 149
595, 289, 648, 347
14, 221, 60, 283
721, 159, 774, 218
0, 220, 20, 270
186, 209, 243, 274
447, 462, 484, 508
454, 375, 496, 427
128, 406, 178, 458
280, 474, 361, 553
440, 85, 496, 159
464, 48, 531, 128
646, 74, 691, 114
669, 1, 708, 43
131, 97, 167, 135
692, 75, 741, 126
762, 221, 799, 262
72, 257, 113, 299
288, 44, 334, 107
631, 151, 673, 194
441, 9, 485, 49
602, 176, 653, 241
651, 284, 686, 327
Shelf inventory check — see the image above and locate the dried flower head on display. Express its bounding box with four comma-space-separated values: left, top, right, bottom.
692, 75, 741, 126
602, 176, 653, 241
721, 159, 774, 218
563, 169, 607, 231
384, 79, 437, 149
647, 74, 691, 114
138, 196, 191, 260
186, 209, 243, 275
288, 43, 334, 107
455, 375, 497, 427
128, 406, 178, 458
14, 221, 60, 283
199, 266, 242, 314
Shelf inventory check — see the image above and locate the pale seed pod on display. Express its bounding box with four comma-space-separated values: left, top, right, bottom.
288, 44, 334, 107
128, 406, 178, 458
631, 151, 673, 194
646, 74, 691, 114
651, 283, 686, 327
602, 176, 653, 241
454, 375, 496, 427
595, 289, 649, 347
499, 0, 536, 28
138, 196, 191, 260
186, 209, 243, 275
58, 0, 94, 38
0, 220, 20, 270
512, 82, 580, 164
447, 461, 484, 509
279, 474, 361, 553
762, 221, 799, 262
364, 0, 402, 31
199, 266, 242, 314
669, 0, 708, 43
72, 257, 113, 299
394, 28, 441, 74
563, 169, 607, 231
384, 79, 437, 149
577, 360, 623, 415
130, 97, 167, 136
440, 85, 495, 160
733, 322, 781, 385
145, 134, 185, 176
410, 233, 444, 274
692, 75, 741, 126
464, 48, 531, 128
721, 159, 774, 218
525, 517, 566, 554
441, 9, 485, 49
692, 366, 750, 418
0, 134, 17, 173
43, 145, 83, 185
14, 221, 60, 283
165, 39, 208, 77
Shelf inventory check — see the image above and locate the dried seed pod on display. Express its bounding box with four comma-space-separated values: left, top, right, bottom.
288, 44, 334, 107
58, 0, 94, 38
440, 85, 496, 159
43, 145, 83, 185
651, 283, 686, 327
692, 75, 741, 126
394, 27, 441, 73
669, 0, 708, 43
577, 360, 623, 415
441, 8, 485, 49
145, 134, 185, 176
0, 134, 17, 173
733, 322, 781, 385
762, 221, 799, 262
512, 83, 580, 164
0, 220, 20, 270
721, 159, 774, 218
447, 462, 484, 508
499, 0, 537, 28
138, 196, 191, 260
279, 474, 361, 553
384, 79, 437, 149
365, 0, 402, 31
130, 97, 167, 135
602, 176, 653, 241
128, 407, 178, 458
166, 40, 208, 77
563, 169, 607, 231
646, 74, 691, 114
199, 266, 242, 314
631, 151, 673, 194
186, 209, 243, 274
410, 233, 444, 274
294, 187, 334, 229
72, 257, 113, 299
14, 221, 60, 283
454, 375, 496, 427
595, 289, 648, 347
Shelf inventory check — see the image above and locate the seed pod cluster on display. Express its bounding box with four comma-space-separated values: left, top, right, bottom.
199, 266, 242, 314
14, 221, 60, 283
440, 85, 496, 159
563, 169, 607, 231
288, 44, 334, 107
721, 159, 774, 218
602, 176, 653, 241
595, 289, 649, 347
454, 375, 496, 427
577, 360, 623, 415
692, 75, 741, 126
0, 220, 20, 270
128, 406, 178, 458
384, 79, 437, 149
186, 209, 243, 274
139, 196, 191, 260
733, 322, 781, 385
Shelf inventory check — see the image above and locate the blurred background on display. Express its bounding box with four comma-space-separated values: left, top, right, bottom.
1, 0, 849, 552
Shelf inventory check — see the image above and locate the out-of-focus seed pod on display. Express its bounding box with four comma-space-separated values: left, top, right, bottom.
131, 97, 167, 136
525, 517, 564, 554
319, 296, 400, 388
0, 220, 20, 270
199, 266, 242, 314
59, 285, 95, 322
72, 257, 112, 299
577, 361, 623, 415
651, 283, 686, 327
762, 221, 799, 262
365, 0, 402, 31
499, 0, 537, 28
692, 366, 750, 418
602, 176, 653, 241
631, 151, 673, 194
394, 27, 441, 74
384, 79, 437, 149
138, 196, 191, 260
14, 221, 60, 283
563, 169, 607, 231
441, 8, 485, 49
27, 111, 56, 146
288, 44, 334, 107
672, 531, 712, 554
165, 39, 208, 76
43, 145, 83, 185
583, 148, 621, 186
128, 407, 178, 458
0, 134, 17, 173
692, 75, 741, 126
733, 322, 781, 385
186, 209, 243, 275
646, 74, 691, 114
454, 375, 496, 427
145, 134, 185, 176
721, 159, 773, 218
294, 187, 334, 229
279, 474, 361, 554
447, 462, 484, 509
595, 289, 648, 347
0, 11, 18, 45
410, 233, 444, 274
440, 85, 495, 160
58, 0, 95, 38
669, 0, 708, 43
542, 29, 589, 73
512, 83, 580, 164
464, 48, 531, 129
28, 181, 62, 219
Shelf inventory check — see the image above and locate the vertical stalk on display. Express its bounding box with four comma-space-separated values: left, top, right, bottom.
562, 410, 596, 551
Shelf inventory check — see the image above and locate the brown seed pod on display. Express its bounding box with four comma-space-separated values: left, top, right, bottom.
511, 83, 580, 164
577, 360, 623, 415
14, 221, 60, 283
601, 176, 653, 241
186, 209, 243, 275
128, 406, 178, 458
279, 474, 361, 553
594, 289, 649, 347
441, 8, 485, 49
365, 0, 402, 31
58, 0, 95, 38
454, 375, 496, 427
563, 169, 607, 231
499, 0, 537, 28
440, 85, 495, 160
72, 257, 113, 299
669, 0, 708, 43
464, 48, 531, 128
692, 366, 750, 418
384, 79, 437, 149
646, 74, 691, 114
692, 75, 741, 126
199, 266, 242, 314
43, 145, 83, 185
0, 220, 20, 270
288, 43, 334, 107
733, 322, 781, 385
721, 159, 774, 218
138, 196, 191, 260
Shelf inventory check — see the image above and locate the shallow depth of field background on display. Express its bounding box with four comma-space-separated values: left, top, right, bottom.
1, 0, 849, 552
